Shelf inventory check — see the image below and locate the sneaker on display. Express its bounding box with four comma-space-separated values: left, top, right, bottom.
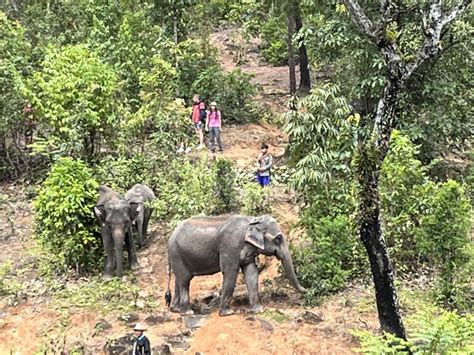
185, 147, 192, 153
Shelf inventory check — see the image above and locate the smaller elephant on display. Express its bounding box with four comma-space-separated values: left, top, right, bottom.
94, 185, 140, 279
125, 184, 156, 248
165, 214, 306, 316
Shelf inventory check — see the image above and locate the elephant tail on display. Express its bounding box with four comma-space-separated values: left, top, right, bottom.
165, 259, 172, 307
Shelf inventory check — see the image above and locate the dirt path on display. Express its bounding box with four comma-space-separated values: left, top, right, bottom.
0, 29, 379, 354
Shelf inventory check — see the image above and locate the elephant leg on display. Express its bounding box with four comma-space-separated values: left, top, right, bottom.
170, 278, 181, 313
125, 229, 139, 270
242, 262, 263, 313
142, 208, 152, 243
101, 229, 115, 280
178, 274, 194, 316
219, 259, 240, 316
136, 212, 145, 249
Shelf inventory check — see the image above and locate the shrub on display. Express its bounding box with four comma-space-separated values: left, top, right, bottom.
212, 158, 239, 214
260, 15, 288, 66
418, 180, 472, 309
241, 182, 271, 215
292, 214, 364, 304
380, 130, 436, 270
153, 157, 216, 227
352, 306, 474, 353
34, 158, 100, 274
27, 44, 118, 160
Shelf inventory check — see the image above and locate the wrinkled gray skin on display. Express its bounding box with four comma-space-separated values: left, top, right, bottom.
94, 185, 139, 279
125, 184, 156, 249
166, 215, 306, 316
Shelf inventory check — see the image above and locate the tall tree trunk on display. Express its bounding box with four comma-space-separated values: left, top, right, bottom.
294, 1, 311, 94
287, 0, 297, 95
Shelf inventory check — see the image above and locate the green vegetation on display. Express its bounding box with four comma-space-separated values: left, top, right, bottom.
33, 158, 100, 274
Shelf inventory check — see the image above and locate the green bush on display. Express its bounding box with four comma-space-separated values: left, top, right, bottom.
260, 15, 288, 66
241, 182, 271, 215
34, 158, 100, 274
292, 214, 364, 303
352, 306, 474, 353
212, 158, 239, 214
418, 180, 472, 309
153, 157, 216, 227
380, 131, 436, 270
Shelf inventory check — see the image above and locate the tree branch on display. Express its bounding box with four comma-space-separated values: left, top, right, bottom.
341, 0, 378, 41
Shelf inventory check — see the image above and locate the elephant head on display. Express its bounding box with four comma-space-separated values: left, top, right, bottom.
245, 215, 306, 293
94, 185, 140, 278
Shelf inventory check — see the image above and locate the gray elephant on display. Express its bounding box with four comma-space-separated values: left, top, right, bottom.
165, 215, 306, 316
125, 183, 156, 249
94, 185, 140, 279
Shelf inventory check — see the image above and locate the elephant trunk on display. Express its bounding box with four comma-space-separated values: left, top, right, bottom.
278, 246, 307, 294
112, 225, 126, 277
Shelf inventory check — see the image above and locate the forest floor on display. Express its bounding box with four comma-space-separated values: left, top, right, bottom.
0, 28, 381, 354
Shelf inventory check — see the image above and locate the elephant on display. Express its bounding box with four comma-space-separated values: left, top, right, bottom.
165, 214, 306, 316
125, 183, 156, 249
94, 185, 140, 279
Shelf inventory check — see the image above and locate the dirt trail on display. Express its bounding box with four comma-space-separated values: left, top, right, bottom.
0, 29, 379, 354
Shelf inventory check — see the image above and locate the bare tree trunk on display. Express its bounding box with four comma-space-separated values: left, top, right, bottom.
287, 0, 297, 95
294, 1, 311, 94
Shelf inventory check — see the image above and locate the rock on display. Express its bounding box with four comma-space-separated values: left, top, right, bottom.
182, 315, 209, 330
138, 290, 149, 298
106, 335, 132, 354
245, 316, 256, 322
144, 314, 171, 325
298, 311, 324, 324
157, 344, 172, 354
93, 318, 112, 336
0, 319, 7, 329
118, 313, 139, 324
257, 318, 274, 333
136, 299, 146, 309
196, 291, 219, 304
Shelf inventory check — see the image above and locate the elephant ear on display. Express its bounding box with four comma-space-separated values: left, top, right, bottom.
129, 202, 141, 223
94, 204, 106, 224
244, 218, 265, 250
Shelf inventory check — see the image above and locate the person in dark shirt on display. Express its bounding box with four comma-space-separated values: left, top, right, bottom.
132, 323, 151, 355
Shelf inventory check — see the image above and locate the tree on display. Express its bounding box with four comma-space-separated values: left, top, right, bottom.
340, 0, 472, 339
294, 0, 311, 93
287, 0, 297, 94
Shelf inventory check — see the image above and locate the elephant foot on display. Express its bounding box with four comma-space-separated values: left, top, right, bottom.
130, 261, 140, 270
249, 304, 264, 314
170, 305, 181, 313
103, 273, 113, 281
219, 308, 234, 317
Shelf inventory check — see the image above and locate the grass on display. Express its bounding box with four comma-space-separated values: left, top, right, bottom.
260, 309, 289, 323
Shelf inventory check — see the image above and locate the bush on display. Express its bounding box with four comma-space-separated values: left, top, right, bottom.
212, 158, 239, 214
260, 15, 288, 66
34, 158, 100, 274
418, 180, 472, 309
153, 157, 216, 227
352, 306, 474, 353
241, 182, 271, 215
292, 214, 364, 303
380, 131, 436, 270
27, 44, 118, 160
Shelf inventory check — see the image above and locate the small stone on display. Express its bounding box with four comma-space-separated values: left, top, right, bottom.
182, 315, 209, 329
245, 316, 256, 322
144, 314, 171, 325
95, 319, 112, 332
257, 318, 274, 333
299, 311, 324, 324
138, 290, 149, 298
136, 299, 146, 309
0, 320, 7, 329
118, 313, 139, 324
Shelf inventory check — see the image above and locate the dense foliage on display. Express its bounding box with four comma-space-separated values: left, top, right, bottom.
33, 158, 100, 274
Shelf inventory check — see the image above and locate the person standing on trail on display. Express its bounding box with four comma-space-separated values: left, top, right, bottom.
190, 94, 206, 150
205, 101, 223, 153
132, 323, 151, 355
256, 143, 273, 187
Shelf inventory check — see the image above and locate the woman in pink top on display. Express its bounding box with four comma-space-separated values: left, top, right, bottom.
205, 102, 223, 153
